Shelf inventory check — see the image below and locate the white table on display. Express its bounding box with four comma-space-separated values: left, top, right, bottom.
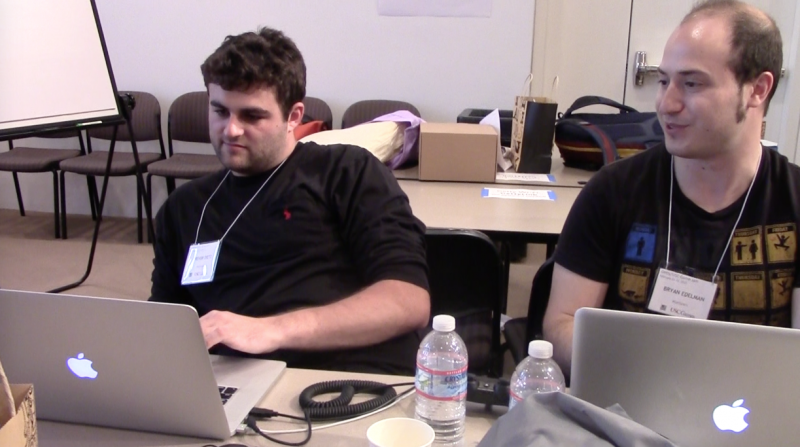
39, 368, 504, 447
398, 179, 581, 258
393, 155, 594, 188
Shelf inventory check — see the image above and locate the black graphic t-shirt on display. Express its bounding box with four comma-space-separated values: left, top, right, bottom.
555, 144, 800, 326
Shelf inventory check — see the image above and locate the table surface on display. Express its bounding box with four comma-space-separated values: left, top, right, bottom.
398, 180, 581, 238
393, 155, 594, 188
39, 368, 504, 447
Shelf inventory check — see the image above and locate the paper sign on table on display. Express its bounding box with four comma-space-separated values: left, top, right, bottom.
481, 188, 556, 201
496, 172, 555, 183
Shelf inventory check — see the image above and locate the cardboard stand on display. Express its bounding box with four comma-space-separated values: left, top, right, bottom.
0, 359, 36, 447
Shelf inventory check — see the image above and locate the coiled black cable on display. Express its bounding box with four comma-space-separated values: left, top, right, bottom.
245, 380, 415, 445
298, 380, 410, 420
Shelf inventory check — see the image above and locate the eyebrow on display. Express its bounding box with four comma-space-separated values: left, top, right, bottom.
657, 68, 708, 77
209, 100, 270, 115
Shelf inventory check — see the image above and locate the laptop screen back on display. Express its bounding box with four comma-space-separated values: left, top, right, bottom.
571, 307, 800, 447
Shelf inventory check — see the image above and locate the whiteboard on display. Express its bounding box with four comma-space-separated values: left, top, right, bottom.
0, 0, 120, 136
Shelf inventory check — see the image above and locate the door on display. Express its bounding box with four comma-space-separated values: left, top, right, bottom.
625, 0, 800, 161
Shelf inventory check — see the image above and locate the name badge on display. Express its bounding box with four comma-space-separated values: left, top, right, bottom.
181, 240, 221, 285
647, 268, 718, 319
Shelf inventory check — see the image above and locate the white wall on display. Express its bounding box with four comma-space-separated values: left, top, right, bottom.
1, 0, 536, 218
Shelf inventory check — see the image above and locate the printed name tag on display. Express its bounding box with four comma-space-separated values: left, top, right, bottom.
181, 240, 221, 285
647, 268, 717, 319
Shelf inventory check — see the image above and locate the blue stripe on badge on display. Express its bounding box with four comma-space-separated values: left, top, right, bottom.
548, 191, 556, 200
481, 188, 489, 197
547, 175, 556, 182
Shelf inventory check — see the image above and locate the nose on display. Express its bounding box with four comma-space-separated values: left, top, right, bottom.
656, 81, 683, 116
224, 115, 244, 138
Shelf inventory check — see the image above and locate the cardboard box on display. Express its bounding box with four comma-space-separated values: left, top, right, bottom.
0, 384, 37, 447
419, 123, 497, 183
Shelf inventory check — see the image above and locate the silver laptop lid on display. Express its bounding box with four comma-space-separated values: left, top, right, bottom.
0, 289, 284, 439
571, 307, 800, 447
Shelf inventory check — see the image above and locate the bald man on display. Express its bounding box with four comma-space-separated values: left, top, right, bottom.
544, 0, 800, 374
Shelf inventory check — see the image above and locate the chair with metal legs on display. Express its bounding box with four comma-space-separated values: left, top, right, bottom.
58, 91, 166, 242
0, 131, 91, 238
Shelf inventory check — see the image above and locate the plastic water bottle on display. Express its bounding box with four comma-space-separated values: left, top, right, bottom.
415, 315, 468, 445
508, 340, 565, 410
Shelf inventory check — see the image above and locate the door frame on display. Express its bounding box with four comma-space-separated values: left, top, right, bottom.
783, 0, 800, 164
531, 0, 800, 164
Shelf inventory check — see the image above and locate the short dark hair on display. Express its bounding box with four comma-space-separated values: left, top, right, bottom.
683, 0, 782, 113
200, 27, 306, 119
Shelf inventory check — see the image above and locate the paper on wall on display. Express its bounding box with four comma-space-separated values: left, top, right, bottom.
377, 0, 492, 17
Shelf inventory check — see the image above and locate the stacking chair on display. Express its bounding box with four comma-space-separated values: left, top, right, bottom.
145, 91, 223, 241
58, 91, 166, 242
0, 131, 89, 238
503, 257, 555, 365
302, 96, 333, 130
425, 229, 506, 377
341, 100, 421, 129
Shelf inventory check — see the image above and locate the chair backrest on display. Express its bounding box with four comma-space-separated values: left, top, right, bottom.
525, 257, 555, 343
86, 91, 162, 142
425, 229, 504, 377
341, 99, 421, 129
302, 96, 333, 130
168, 92, 211, 153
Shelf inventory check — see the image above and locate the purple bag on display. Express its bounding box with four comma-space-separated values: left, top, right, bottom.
370, 110, 425, 169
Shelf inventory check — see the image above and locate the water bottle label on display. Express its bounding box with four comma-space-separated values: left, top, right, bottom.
415, 364, 468, 401
508, 391, 524, 410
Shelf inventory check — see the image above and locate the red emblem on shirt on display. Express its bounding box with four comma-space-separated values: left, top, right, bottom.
283, 208, 291, 220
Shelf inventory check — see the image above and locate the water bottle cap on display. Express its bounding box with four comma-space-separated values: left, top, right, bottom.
432, 315, 456, 332
528, 340, 553, 358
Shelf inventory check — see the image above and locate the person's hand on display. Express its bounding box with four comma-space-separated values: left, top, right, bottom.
199, 310, 283, 354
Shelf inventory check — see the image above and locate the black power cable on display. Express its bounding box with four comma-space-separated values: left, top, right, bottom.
246, 410, 311, 446
245, 380, 415, 446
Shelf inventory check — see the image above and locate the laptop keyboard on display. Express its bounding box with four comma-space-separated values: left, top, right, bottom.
218, 386, 239, 404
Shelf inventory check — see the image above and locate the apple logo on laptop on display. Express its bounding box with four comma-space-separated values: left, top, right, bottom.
67, 353, 98, 379
713, 399, 749, 433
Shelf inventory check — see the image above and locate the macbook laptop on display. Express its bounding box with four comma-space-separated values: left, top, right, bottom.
571, 307, 800, 446
0, 289, 286, 440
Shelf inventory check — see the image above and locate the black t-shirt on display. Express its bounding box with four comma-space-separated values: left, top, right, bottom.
555, 144, 800, 325
150, 142, 429, 374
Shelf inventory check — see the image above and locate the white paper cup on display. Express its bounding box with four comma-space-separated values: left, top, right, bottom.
366, 417, 435, 447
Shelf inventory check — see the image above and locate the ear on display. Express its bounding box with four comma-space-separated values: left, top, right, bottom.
746, 71, 774, 111
286, 102, 305, 134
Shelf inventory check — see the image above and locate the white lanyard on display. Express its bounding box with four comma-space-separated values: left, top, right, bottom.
665, 152, 761, 279
181, 159, 287, 285
647, 152, 762, 319
193, 159, 287, 245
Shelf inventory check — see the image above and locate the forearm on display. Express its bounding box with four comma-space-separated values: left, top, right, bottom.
201, 279, 431, 354
543, 263, 609, 376
543, 313, 576, 373
271, 279, 429, 350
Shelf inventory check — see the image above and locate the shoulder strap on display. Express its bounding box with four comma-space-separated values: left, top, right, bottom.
563, 96, 639, 117
557, 118, 620, 166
